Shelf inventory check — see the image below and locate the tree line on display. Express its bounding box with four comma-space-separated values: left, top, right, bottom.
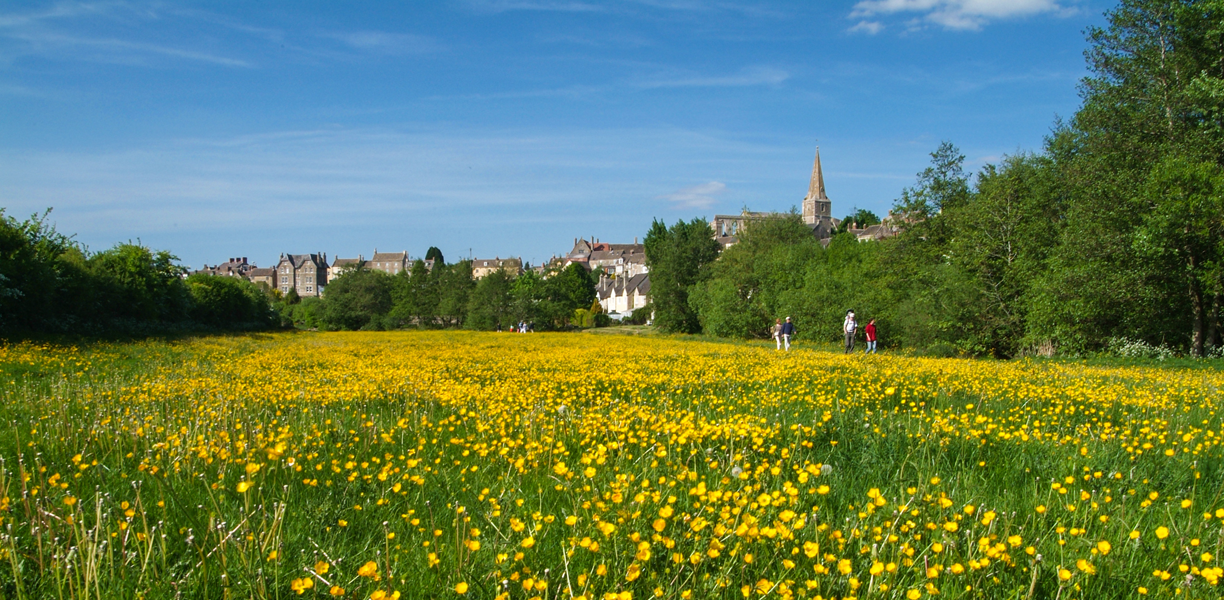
646, 0, 1224, 358
0, 211, 609, 336
0, 211, 277, 335
279, 253, 605, 332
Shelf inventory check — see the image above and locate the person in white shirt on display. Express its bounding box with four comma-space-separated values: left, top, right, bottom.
843, 310, 857, 354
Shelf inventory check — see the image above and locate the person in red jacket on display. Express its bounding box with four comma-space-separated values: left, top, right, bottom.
865, 318, 878, 354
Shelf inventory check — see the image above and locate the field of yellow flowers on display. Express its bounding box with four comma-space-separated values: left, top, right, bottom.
0, 331, 1221, 599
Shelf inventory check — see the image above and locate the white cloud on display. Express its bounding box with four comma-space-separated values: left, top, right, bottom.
848, 20, 884, 35
850, 0, 1066, 31
660, 181, 726, 209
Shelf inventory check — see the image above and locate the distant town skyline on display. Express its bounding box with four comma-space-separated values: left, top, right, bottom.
1, 1, 1104, 267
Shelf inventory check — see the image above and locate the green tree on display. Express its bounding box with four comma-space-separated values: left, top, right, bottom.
836, 208, 882, 233
946, 153, 1063, 356
186, 274, 275, 329
0, 209, 82, 332
644, 217, 721, 333
688, 212, 817, 338
876, 143, 981, 353
548, 262, 596, 324
89, 243, 190, 323
466, 269, 514, 330
1136, 156, 1224, 355
434, 260, 475, 327
390, 259, 437, 328
510, 268, 551, 327
1032, 0, 1224, 353
320, 268, 394, 330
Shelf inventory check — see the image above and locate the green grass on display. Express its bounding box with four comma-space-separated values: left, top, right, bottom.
0, 332, 1221, 599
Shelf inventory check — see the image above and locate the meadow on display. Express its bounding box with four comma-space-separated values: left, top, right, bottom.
0, 332, 1221, 599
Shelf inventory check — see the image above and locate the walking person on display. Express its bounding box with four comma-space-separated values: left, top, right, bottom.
843, 310, 857, 354
780, 317, 796, 351
772, 318, 783, 350
865, 318, 877, 354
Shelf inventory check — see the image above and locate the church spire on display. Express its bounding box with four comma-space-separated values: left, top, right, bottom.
806, 146, 827, 201
801, 145, 832, 226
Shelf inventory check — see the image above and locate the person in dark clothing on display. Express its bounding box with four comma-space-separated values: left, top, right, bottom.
865, 318, 877, 354
780, 317, 796, 351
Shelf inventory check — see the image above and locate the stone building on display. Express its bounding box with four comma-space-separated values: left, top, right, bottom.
471, 257, 523, 279
563, 238, 648, 277
367, 250, 410, 276
330, 255, 363, 279
330, 250, 411, 279
195, 257, 257, 278
246, 268, 276, 289
275, 253, 328, 297
711, 147, 840, 248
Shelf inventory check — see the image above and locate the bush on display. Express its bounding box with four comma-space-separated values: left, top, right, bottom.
1105, 337, 1176, 360
626, 304, 652, 325
186, 274, 275, 329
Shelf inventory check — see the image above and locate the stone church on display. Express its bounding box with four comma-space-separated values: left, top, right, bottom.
711, 147, 839, 247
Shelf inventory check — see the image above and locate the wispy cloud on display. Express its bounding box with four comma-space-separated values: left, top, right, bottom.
850, 0, 1070, 31
423, 64, 788, 101
463, 0, 783, 18
323, 31, 442, 55
0, 82, 54, 97
4, 30, 253, 67
461, 0, 606, 14
0, 2, 254, 67
638, 65, 787, 88
0, 2, 113, 28
660, 181, 725, 209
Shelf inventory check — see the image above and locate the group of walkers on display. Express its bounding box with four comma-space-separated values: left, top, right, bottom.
770, 311, 877, 354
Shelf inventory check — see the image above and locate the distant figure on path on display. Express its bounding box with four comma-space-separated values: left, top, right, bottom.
772, 318, 783, 350
780, 317, 796, 352
843, 310, 857, 354
865, 318, 877, 354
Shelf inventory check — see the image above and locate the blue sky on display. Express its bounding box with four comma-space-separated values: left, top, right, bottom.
0, 0, 1105, 268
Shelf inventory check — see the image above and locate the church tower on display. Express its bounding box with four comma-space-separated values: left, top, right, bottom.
802, 147, 832, 225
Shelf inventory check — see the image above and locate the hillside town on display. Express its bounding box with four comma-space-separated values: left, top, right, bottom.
193, 149, 900, 320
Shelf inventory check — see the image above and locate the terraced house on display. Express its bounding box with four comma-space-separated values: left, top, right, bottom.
276, 253, 328, 298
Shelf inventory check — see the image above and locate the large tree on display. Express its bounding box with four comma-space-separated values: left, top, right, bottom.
1045, 0, 1224, 355
320, 268, 394, 330
644, 217, 721, 333
688, 212, 817, 338
466, 269, 514, 330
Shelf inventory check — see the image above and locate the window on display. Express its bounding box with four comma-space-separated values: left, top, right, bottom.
281, 276, 288, 284
307, 276, 313, 284
305, 286, 313, 293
